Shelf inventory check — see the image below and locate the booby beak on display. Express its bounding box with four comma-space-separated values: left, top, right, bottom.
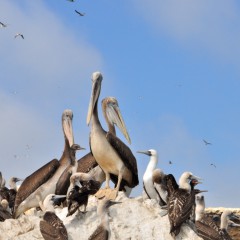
62, 109, 74, 147
190, 174, 202, 181
229, 220, 240, 227
87, 72, 103, 125
137, 150, 151, 156
52, 195, 66, 205
229, 213, 240, 221
106, 99, 131, 144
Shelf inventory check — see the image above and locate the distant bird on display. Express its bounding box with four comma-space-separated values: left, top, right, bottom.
165, 172, 203, 237
88, 198, 120, 240
67, 0, 75, 2
75, 10, 85, 16
40, 194, 68, 240
14, 33, 24, 39
169, 161, 173, 165
0, 22, 7, 28
137, 149, 166, 206
87, 72, 139, 200
13, 109, 83, 218
210, 163, 216, 168
203, 139, 212, 145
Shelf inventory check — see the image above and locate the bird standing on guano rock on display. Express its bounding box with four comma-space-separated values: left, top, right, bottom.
86, 72, 139, 200
195, 195, 240, 240
40, 194, 68, 240
88, 198, 120, 240
13, 109, 84, 218
76, 96, 132, 192
137, 149, 167, 206
164, 172, 203, 237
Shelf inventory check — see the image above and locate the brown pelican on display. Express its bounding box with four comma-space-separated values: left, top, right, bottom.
165, 172, 203, 237
195, 195, 239, 240
87, 72, 139, 200
77, 96, 132, 192
75, 10, 85, 16
14, 33, 24, 39
40, 194, 68, 240
137, 149, 167, 206
88, 198, 120, 240
13, 109, 83, 218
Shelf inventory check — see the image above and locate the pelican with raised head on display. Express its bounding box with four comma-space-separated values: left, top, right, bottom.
14, 109, 84, 218
87, 72, 139, 200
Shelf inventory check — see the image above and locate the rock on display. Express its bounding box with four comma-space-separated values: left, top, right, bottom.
0, 193, 203, 240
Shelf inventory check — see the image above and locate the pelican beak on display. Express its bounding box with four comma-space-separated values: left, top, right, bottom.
87, 72, 103, 125
106, 100, 131, 144
230, 213, 240, 221
137, 150, 151, 156
62, 110, 74, 148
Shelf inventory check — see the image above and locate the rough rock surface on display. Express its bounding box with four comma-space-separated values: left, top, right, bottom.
0, 193, 215, 240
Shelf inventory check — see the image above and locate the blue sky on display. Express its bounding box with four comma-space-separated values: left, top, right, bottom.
1, 0, 240, 207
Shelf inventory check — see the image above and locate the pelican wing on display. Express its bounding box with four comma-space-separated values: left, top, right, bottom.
77, 152, 98, 173
106, 132, 139, 187
40, 212, 68, 240
14, 159, 59, 210
88, 225, 108, 240
55, 165, 72, 195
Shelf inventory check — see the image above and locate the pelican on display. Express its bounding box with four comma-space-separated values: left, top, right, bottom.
195, 195, 239, 240
165, 172, 203, 237
40, 194, 68, 240
87, 72, 139, 199
13, 109, 84, 218
88, 198, 120, 240
77, 96, 132, 192
137, 149, 166, 206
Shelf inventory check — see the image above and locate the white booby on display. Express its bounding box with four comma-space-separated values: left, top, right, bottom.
40, 194, 68, 240
137, 149, 167, 206
88, 198, 120, 240
14, 109, 84, 218
87, 72, 139, 200
165, 172, 203, 237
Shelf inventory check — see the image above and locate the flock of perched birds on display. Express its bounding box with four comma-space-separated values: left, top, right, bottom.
0, 71, 239, 240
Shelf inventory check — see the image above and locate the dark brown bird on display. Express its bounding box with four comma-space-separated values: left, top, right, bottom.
75, 10, 85, 16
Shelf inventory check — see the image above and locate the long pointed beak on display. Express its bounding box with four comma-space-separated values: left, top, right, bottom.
71, 144, 85, 151
191, 175, 202, 181
54, 195, 67, 199
87, 72, 102, 125
107, 103, 131, 144
63, 113, 74, 148
137, 150, 151, 156
230, 214, 240, 221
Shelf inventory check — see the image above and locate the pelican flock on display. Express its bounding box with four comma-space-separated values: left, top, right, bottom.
0, 71, 239, 240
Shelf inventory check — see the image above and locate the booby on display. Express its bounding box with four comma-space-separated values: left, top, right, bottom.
40, 194, 68, 240
137, 149, 166, 206
66, 173, 101, 217
87, 72, 139, 200
165, 172, 203, 237
14, 109, 83, 218
195, 195, 239, 240
88, 198, 120, 240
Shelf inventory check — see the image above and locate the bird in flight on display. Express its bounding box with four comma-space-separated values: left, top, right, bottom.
169, 160, 173, 165
203, 139, 211, 145
75, 10, 85, 16
0, 22, 7, 28
14, 33, 24, 39
210, 163, 216, 168
67, 0, 75, 1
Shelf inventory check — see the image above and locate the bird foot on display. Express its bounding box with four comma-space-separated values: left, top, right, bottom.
105, 189, 118, 200
95, 189, 108, 199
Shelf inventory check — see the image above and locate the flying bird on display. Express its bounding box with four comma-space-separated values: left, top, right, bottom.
14, 33, 24, 39
0, 22, 7, 28
210, 163, 216, 168
75, 10, 85, 16
203, 139, 212, 145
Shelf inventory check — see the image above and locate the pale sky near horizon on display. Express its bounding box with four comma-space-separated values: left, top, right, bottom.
1, 0, 240, 208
